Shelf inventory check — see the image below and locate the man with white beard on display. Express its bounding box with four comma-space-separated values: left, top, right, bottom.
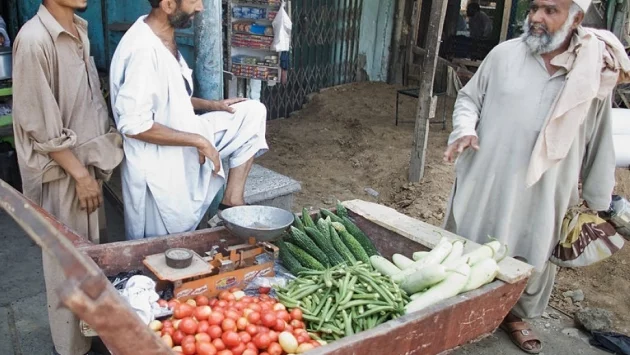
443, 0, 630, 352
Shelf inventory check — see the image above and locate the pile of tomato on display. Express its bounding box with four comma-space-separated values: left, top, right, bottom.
151, 288, 323, 355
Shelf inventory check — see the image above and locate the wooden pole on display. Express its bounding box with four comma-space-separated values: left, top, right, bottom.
408, 0, 449, 182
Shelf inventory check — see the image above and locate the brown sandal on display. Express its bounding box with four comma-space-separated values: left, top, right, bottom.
500, 319, 542, 354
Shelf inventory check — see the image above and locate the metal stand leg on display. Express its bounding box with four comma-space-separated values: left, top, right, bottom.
395, 92, 400, 126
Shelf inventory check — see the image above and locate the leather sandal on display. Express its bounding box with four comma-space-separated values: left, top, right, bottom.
500, 319, 542, 354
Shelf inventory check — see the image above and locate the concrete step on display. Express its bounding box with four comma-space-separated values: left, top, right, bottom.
104, 164, 302, 229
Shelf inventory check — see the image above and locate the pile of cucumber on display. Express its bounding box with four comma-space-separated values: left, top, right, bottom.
276, 202, 379, 275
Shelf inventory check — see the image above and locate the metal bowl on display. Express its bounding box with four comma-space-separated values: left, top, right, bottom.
218, 205, 294, 242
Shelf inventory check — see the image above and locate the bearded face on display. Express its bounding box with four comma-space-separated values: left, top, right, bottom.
521, 2, 581, 54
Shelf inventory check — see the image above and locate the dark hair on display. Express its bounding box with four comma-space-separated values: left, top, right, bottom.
148, 0, 181, 8
467, 3, 481, 12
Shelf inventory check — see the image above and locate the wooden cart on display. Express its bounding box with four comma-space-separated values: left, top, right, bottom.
0, 179, 533, 355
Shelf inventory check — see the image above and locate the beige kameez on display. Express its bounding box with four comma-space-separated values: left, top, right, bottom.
12, 5, 123, 354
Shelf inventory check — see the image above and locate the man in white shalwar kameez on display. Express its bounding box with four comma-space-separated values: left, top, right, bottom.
110, 0, 268, 240
443, 0, 630, 352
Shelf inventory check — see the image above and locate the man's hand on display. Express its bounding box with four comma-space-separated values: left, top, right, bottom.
443, 135, 480, 163
75, 174, 102, 214
197, 138, 221, 174
212, 98, 248, 113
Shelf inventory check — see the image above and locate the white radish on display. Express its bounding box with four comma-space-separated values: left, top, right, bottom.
441, 240, 464, 265
410, 290, 427, 301
392, 254, 415, 269
460, 258, 499, 292
399, 264, 450, 294
412, 251, 430, 261
460, 244, 495, 266
370, 255, 401, 276
404, 263, 471, 314
408, 237, 452, 269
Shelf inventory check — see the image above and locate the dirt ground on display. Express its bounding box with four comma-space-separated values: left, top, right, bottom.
257, 81, 630, 334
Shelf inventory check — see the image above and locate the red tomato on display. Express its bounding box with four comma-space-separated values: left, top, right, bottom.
257, 326, 269, 334
182, 341, 197, 355
290, 319, 304, 329
209, 298, 218, 307
272, 303, 285, 312
226, 310, 240, 321
162, 320, 173, 328
196, 332, 211, 343
261, 313, 277, 328
259, 303, 271, 312
247, 303, 262, 313
168, 300, 180, 310
219, 291, 236, 302
217, 300, 229, 308
243, 349, 258, 355
229, 287, 241, 293
289, 308, 303, 321
198, 320, 210, 334
179, 317, 198, 335
213, 338, 227, 351
161, 327, 174, 337
296, 334, 310, 344
231, 342, 247, 355
258, 286, 271, 294
195, 305, 213, 321
172, 330, 186, 345
293, 329, 308, 338
208, 325, 223, 340
209, 311, 226, 326
236, 317, 249, 331
157, 299, 168, 307
259, 353, 270, 355
182, 335, 196, 345
272, 319, 285, 332
266, 342, 282, 355
241, 296, 254, 304
246, 342, 258, 351
195, 295, 210, 307
245, 324, 258, 336
284, 325, 293, 333
259, 294, 270, 301
267, 331, 278, 343
197, 341, 218, 355
222, 330, 241, 348
217, 351, 234, 355
222, 318, 237, 332
253, 333, 271, 350
275, 310, 290, 323
174, 303, 195, 319
247, 311, 261, 325
239, 331, 251, 343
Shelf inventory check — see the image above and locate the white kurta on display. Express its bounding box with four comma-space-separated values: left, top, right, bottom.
444, 38, 616, 317
110, 17, 268, 240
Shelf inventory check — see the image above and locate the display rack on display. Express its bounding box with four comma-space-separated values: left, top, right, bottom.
224, 0, 286, 83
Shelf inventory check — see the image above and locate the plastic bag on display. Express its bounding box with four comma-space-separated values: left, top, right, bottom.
119, 275, 171, 324
271, 1, 292, 52
243, 261, 297, 297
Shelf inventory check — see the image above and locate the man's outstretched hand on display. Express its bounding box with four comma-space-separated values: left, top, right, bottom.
443, 135, 479, 163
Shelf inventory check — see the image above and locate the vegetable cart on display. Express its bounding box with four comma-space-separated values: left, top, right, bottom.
0, 179, 533, 355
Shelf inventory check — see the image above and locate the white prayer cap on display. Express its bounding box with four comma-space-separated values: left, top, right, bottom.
573, 0, 592, 12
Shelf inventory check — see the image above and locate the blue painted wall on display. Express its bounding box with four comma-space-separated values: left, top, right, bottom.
358, 0, 395, 82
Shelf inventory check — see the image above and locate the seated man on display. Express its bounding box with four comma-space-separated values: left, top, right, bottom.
0, 14, 10, 47
110, 0, 268, 240
467, 2, 493, 40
